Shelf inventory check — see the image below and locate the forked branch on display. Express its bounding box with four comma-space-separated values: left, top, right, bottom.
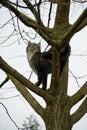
0, 57, 53, 104
23, 0, 43, 25
8, 74, 45, 117
71, 97, 87, 124
61, 8, 87, 45
0, 77, 9, 88
0, 0, 51, 45
0, 0, 37, 30
70, 82, 87, 107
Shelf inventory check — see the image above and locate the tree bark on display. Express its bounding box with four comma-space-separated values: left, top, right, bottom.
0, 1, 87, 130
43, 92, 72, 130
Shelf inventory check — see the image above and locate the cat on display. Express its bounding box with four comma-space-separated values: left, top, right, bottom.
26, 42, 70, 90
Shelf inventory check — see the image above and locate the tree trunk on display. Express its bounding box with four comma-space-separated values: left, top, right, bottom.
41, 46, 72, 130
0, 1, 87, 130
44, 97, 72, 130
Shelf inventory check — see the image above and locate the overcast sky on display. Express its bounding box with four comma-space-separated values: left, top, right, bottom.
0, 1, 87, 130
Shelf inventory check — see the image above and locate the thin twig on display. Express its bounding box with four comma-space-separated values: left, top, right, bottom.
0, 102, 19, 129
0, 94, 20, 100
48, 2, 52, 27
0, 30, 15, 45
72, 0, 87, 3
0, 77, 9, 88
69, 69, 80, 87
29, 71, 33, 80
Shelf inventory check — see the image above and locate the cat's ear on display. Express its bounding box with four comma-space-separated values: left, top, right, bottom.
26, 41, 31, 52
37, 42, 41, 49
37, 42, 41, 51
28, 41, 32, 45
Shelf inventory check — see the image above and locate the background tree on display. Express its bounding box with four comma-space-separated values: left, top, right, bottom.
0, 0, 87, 130
23, 115, 41, 130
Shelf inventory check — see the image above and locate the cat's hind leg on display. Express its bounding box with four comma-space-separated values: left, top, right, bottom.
36, 74, 43, 87
42, 75, 47, 90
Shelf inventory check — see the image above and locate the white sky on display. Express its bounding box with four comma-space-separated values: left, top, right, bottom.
0, 1, 87, 130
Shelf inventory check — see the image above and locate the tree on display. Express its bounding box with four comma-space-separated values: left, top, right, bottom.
23, 115, 41, 130
0, 0, 87, 130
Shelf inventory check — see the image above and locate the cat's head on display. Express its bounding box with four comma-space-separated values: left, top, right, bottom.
26, 41, 41, 54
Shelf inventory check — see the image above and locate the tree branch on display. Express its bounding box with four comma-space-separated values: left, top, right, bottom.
8, 74, 45, 117
22, 0, 52, 44
71, 97, 87, 124
22, 0, 43, 25
0, 57, 53, 104
54, 0, 70, 25
53, 8, 87, 47
60, 8, 87, 45
0, 77, 9, 88
0, 0, 37, 30
48, 2, 53, 27
0, 0, 52, 45
72, 0, 87, 3
70, 82, 87, 107
0, 102, 19, 129
49, 0, 58, 3
76, 17, 87, 32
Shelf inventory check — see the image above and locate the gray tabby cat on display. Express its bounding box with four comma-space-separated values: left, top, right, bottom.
26, 42, 70, 90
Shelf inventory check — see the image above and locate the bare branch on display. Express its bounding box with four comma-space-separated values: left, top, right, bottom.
52, 7, 87, 47
70, 82, 87, 107
0, 102, 19, 129
22, 0, 52, 43
71, 97, 87, 124
0, 0, 52, 44
0, 77, 9, 88
72, 0, 87, 3
76, 17, 87, 32
0, 57, 53, 104
48, 2, 53, 27
22, 0, 43, 25
0, 102, 28, 130
60, 8, 87, 45
0, 30, 15, 45
8, 74, 45, 117
9, 0, 42, 9
0, 16, 15, 29
0, 94, 20, 100
0, 0, 37, 30
69, 69, 80, 87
